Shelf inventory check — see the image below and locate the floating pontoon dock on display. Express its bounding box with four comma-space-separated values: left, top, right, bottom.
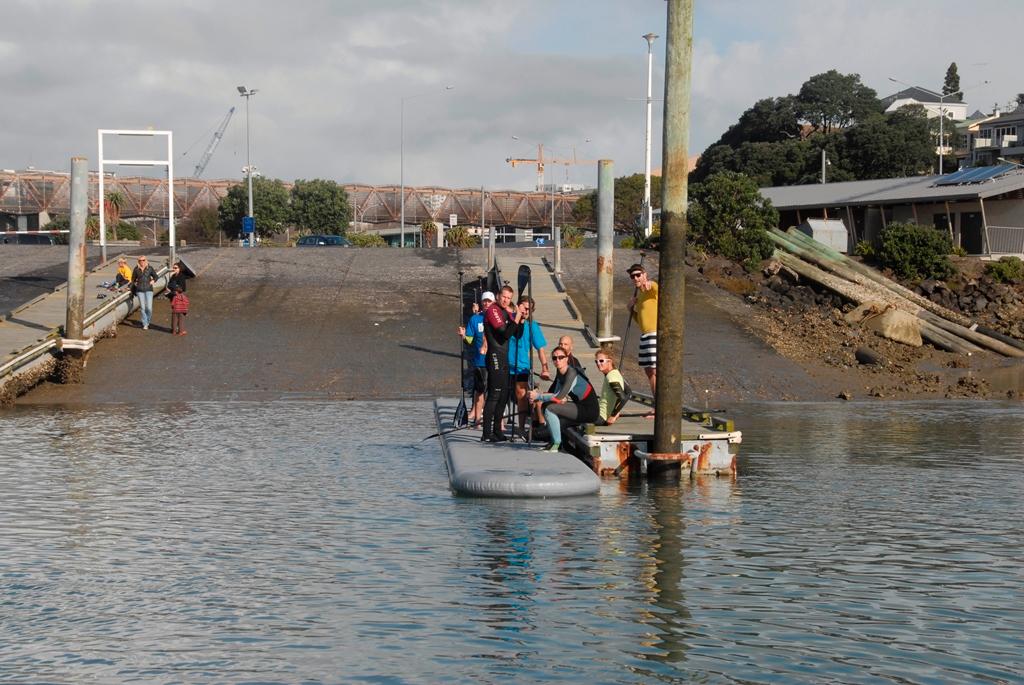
434, 398, 600, 497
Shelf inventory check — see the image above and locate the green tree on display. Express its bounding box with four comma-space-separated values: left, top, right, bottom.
104, 190, 126, 240
420, 220, 438, 247
796, 70, 880, 133
218, 177, 291, 239
290, 178, 350, 235
570, 173, 662, 241
943, 62, 963, 101
688, 171, 778, 270
840, 105, 933, 178
560, 226, 586, 248
693, 136, 852, 187
180, 205, 221, 244
716, 95, 801, 147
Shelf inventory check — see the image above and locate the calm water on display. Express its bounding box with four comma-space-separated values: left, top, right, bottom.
1, 401, 1021, 684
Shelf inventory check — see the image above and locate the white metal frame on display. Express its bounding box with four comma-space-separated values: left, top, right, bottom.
97, 129, 175, 265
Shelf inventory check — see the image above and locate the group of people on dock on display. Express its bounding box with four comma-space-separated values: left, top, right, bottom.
457, 262, 655, 453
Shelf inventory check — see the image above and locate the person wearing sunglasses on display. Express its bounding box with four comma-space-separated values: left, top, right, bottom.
594, 352, 630, 426
627, 263, 658, 396
529, 345, 598, 453
131, 255, 158, 330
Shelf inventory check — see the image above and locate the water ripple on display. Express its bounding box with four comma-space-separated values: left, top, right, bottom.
0, 400, 1021, 683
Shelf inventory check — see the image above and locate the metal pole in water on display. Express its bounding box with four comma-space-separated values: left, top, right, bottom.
596, 159, 615, 340
653, 0, 693, 456
65, 156, 88, 342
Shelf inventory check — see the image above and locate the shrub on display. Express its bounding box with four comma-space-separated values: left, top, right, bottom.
445, 225, 479, 248
115, 222, 140, 241
561, 226, 586, 248
875, 222, 954, 280
348, 232, 387, 247
688, 171, 778, 271
985, 256, 1024, 284
854, 240, 876, 259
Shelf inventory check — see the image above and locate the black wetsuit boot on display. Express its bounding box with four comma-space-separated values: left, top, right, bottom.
482, 350, 510, 442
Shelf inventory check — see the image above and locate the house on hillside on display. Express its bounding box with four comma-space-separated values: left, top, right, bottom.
881, 86, 968, 121
963, 106, 1024, 167
954, 110, 1001, 168
760, 166, 1024, 258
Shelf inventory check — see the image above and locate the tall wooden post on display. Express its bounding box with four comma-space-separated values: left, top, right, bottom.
653, 0, 693, 456
596, 160, 615, 340
65, 157, 88, 341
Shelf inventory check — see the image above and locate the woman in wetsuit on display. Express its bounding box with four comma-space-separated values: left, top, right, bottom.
529, 345, 599, 453
481, 285, 524, 442
594, 350, 630, 425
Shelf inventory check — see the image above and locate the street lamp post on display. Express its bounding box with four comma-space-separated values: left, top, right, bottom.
238, 85, 258, 246
642, 32, 658, 238
400, 85, 453, 247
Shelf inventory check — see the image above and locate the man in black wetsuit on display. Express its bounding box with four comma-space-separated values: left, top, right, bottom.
481, 285, 524, 442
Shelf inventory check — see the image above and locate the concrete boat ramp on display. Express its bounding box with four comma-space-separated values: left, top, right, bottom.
434, 253, 740, 498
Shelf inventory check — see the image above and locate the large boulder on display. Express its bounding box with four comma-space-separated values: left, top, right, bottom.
845, 302, 923, 347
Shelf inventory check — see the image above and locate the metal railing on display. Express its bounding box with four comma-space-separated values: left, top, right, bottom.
985, 225, 1024, 255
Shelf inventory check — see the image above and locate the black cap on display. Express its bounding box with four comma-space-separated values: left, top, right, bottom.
626, 263, 645, 275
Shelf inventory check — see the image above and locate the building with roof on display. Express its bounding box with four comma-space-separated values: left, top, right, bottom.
882, 86, 970, 161
962, 106, 1024, 168
760, 166, 1024, 258
954, 110, 1001, 167
881, 86, 968, 122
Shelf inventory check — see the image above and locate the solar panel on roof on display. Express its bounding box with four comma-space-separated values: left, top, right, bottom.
935, 168, 973, 185
934, 164, 1017, 186
960, 167, 990, 182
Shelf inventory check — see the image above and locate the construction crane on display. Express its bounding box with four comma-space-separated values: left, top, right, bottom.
192, 107, 235, 178
506, 142, 595, 192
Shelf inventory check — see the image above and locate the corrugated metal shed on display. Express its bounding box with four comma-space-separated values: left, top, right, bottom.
761, 170, 1024, 211
796, 219, 849, 253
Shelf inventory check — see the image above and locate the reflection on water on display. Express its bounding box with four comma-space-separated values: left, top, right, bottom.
984, 363, 1024, 396
0, 401, 1021, 683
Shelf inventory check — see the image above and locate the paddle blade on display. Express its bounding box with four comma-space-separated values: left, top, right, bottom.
454, 399, 468, 428
517, 265, 531, 298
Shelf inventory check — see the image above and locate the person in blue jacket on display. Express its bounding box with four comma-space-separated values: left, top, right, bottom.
508, 295, 551, 437
458, 291, 494, 426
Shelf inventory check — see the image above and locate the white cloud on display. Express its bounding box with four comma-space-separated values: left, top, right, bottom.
2, 0, 1022, 189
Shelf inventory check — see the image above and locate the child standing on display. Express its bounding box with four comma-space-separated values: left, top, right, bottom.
166, 262, 190, 336
170, 289, 189, 335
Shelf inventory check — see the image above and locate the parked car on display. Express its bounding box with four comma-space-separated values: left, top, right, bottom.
2, 232, 58, 245
295, 234, 351, 247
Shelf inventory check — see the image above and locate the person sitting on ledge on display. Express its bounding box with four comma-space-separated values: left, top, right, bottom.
529, 345, 598, 453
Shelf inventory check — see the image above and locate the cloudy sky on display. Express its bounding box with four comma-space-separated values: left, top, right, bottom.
1, 0, 1020, 191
